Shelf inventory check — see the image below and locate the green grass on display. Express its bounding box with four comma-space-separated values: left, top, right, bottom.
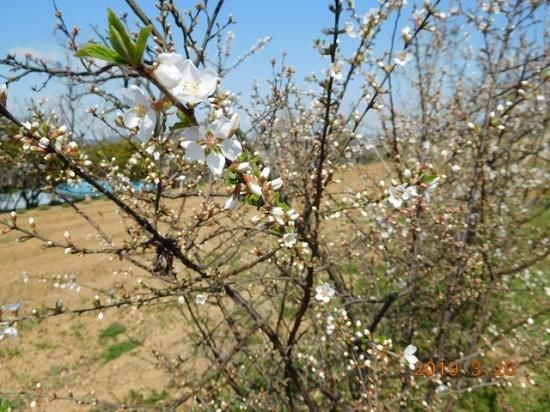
99, 322, 127, 340
35, 341, 57, 350
125, 389, 169, 407
71, 322, 85, 340
102, 339, 141, 363
0, 399, 15, 412
0, 346, 22, 359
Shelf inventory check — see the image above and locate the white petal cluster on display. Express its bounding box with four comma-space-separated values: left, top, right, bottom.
0, 325, 18, 340
180, 114, 241, 175
195, 293, 208, 305
402, 344, 419, 370
388, 184, 418, 208
121, 86, 156, 141
315, 283, 335, 304
154, 53, 217, 106
281, 233, 298, 248
394, 51, 413, 67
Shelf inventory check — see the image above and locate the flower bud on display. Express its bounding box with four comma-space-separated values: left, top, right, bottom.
0, 83, 7, 106
269, 177, 283, 190
38, 137, 50, 148
29, 217, 36, 231
237, 162, 251, 172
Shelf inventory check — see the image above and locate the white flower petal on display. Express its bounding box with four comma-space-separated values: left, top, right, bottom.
212, 117, 233, 139
124, 108, 142, 129
142, 109, 156, 129
155, 64, 184, 89
388, 196, 402, 209
237, 162, 251, 172
198, 68, 218, 98
181, 59, 202, 83
182, 126, 204, 142
230, 113, 240, 130
136, 115, 155, 141
404, 344, 417, 356
270, 178, 283, 190
206, 151, 225, 175
122, 85, 149, 107
219, 138, 242, 161
224, 195, 239, 210
185, 142, 206, 162
407, 355, 419, 369
157, 52, 184, 65
248, 182, 262, 196
260, 167, 271, 180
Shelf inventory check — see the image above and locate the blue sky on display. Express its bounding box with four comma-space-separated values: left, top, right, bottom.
1, 1, 546, 130
0, 0, 357, 113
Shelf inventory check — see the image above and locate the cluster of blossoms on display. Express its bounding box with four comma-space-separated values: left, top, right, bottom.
315, 282, 336, 304
154, 53, 218, 106
312, 295, 421, 376
116, 53, 294, 228
181, 113, 241, 176
386, 175, 441, 208
0, 302, 20, 341
0, 324, 17, 340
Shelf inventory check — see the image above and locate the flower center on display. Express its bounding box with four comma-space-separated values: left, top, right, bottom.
183, 80, 200, 96
135, 105, 148, 118
205, 131, 217, 148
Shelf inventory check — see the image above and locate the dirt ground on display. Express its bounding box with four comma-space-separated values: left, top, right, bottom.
0, 163, 388, 411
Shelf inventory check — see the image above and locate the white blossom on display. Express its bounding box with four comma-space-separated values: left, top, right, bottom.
388, 184, 417, 208
326, 315, 336, 335
281, 233, 298, 248
315, 283, 335, 304
180, 115, 242, 175
403, 344, 419, 370
329, 62, 343, 80
195, 293, 208, 305
154, 53, 217, 106
259, 167, 283, 191
401, 26, 412, 42
224, 194, 239, 210
121, 86, 156, 141
424, 177, 441, 202
394, 52, 412, 66
344, 22, 356, 38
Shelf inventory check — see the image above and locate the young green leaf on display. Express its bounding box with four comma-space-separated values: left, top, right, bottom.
419, 173, 437, 184
107, 9, 135, 64
134, 25, 153, 64
75, 44, 124, 63
176, 110, 194, 129
108, 25, 133, 63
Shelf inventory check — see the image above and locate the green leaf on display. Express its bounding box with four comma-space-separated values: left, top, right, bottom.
245, 194, 261, 206
75, 43, 124, 63
419, 173, 437, 184
109, 25, 133, 63
134, 25, 153, 64
172, 121, 191, 130
107, 9, 136, 64
224, 170, 239, 186
176, 110, 194, 128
